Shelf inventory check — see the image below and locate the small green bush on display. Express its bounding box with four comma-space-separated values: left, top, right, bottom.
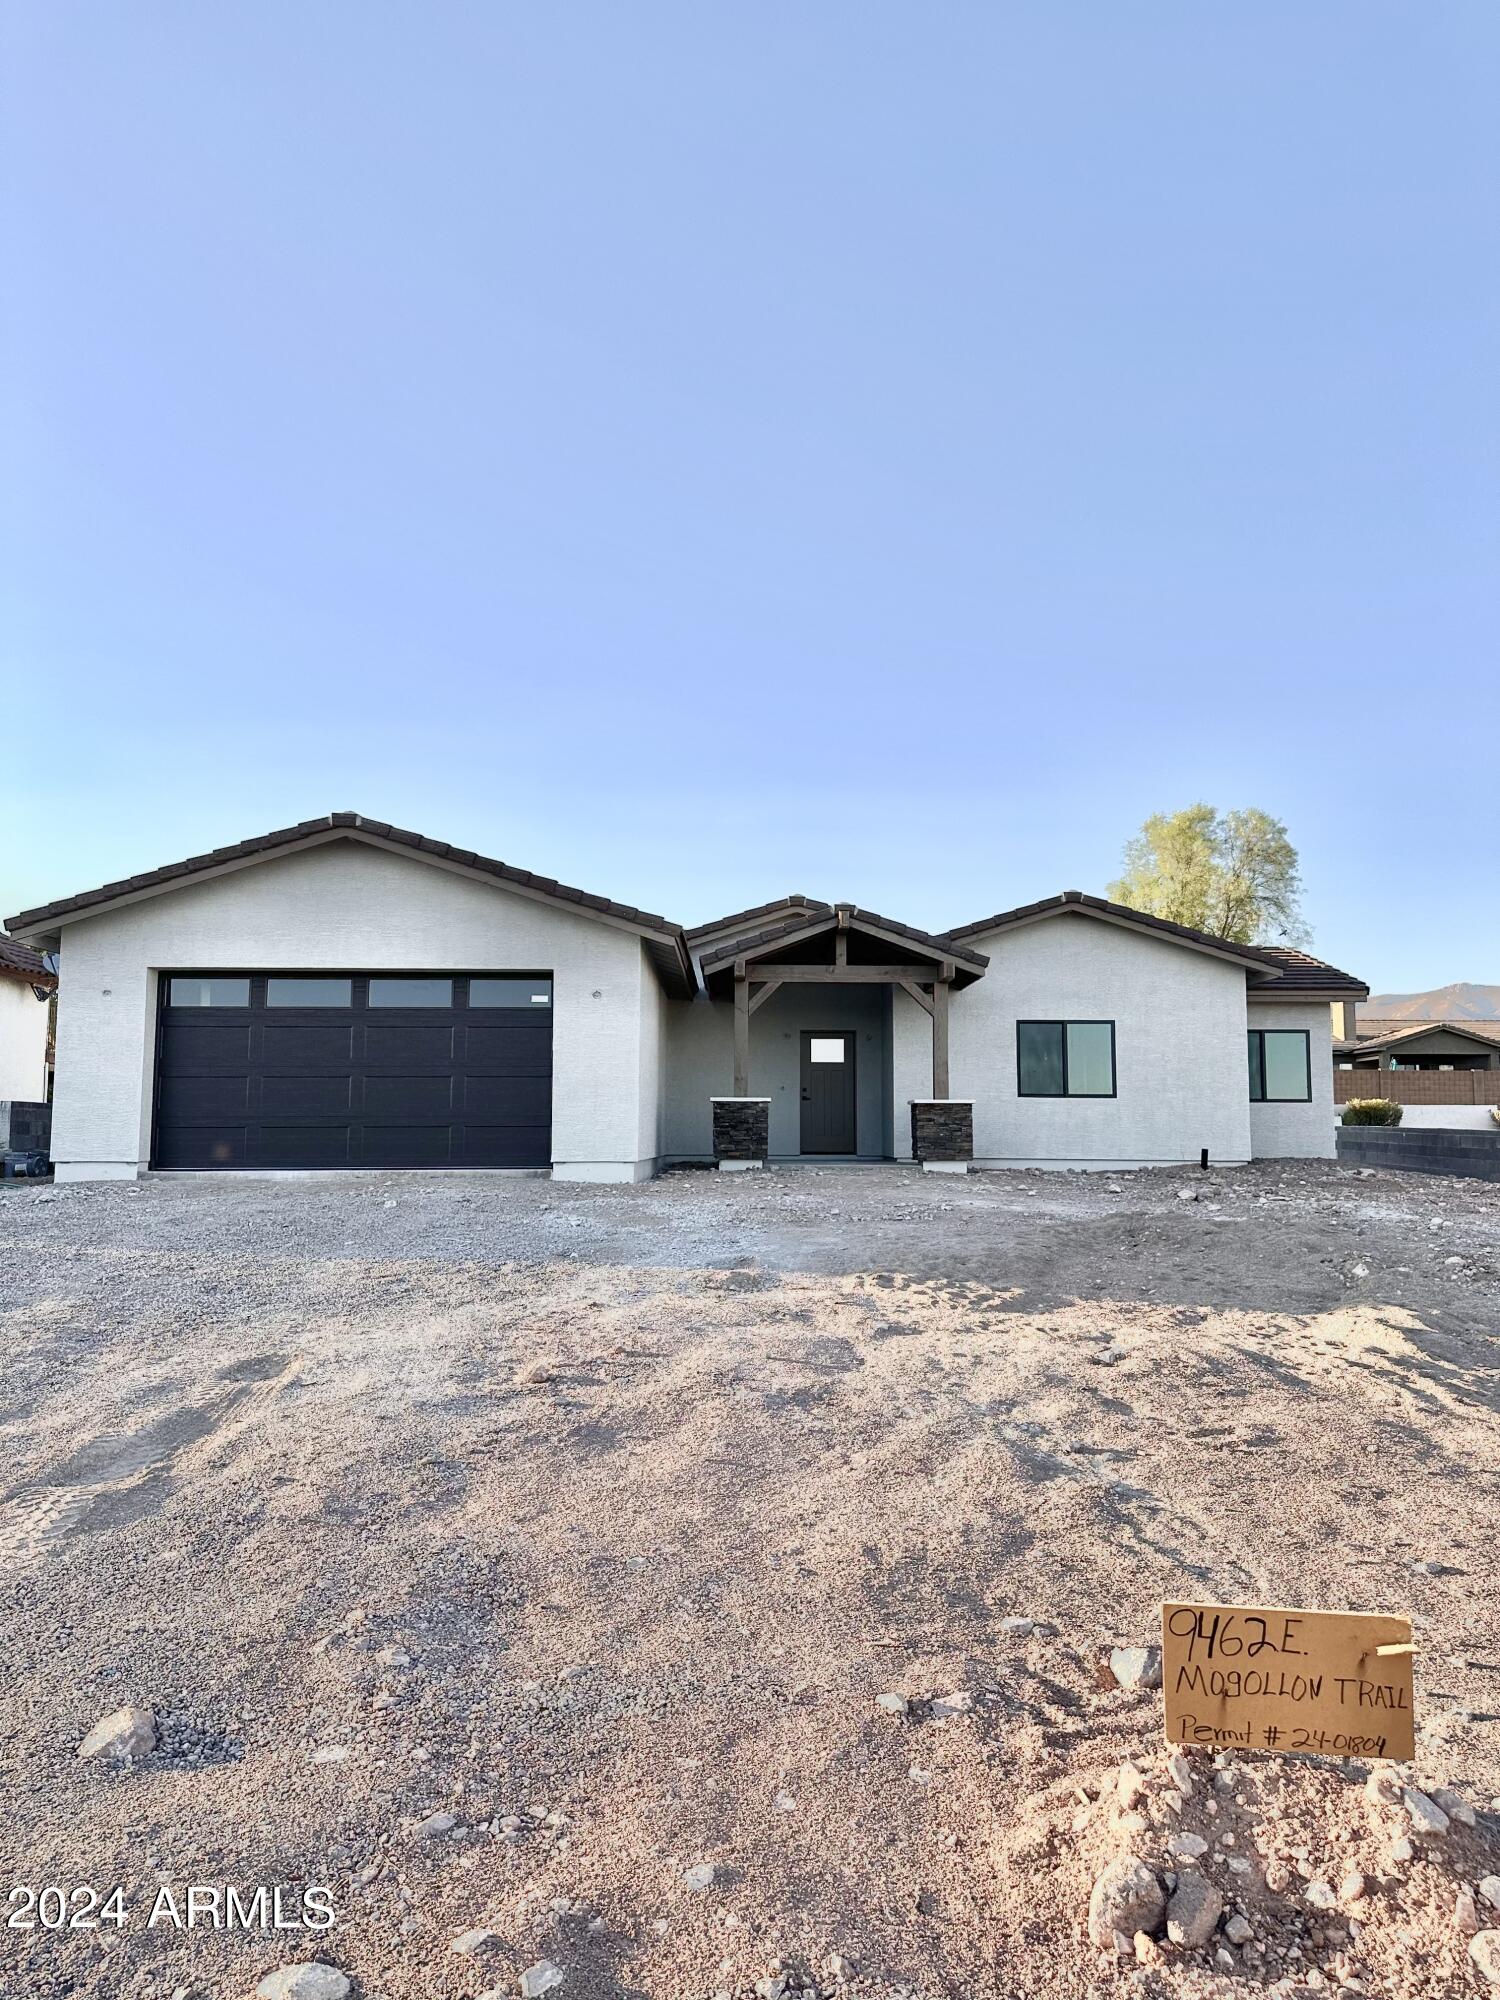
1342, 1099, 1403, 1127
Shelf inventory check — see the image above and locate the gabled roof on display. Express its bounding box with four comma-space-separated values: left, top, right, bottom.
685, 894, 831, 943
1343, 1019, 1500, 1057
5, 813, 696, 996
1356, 1016, 1500, 1045
0, 935, 55, 990
940, 892, 1368, 995
701, 905, 989, 977
943, 890, 1287, 971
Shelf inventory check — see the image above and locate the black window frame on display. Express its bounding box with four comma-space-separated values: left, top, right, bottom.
1247, 1027, 1311, 1103
1015, 1018, 1118, 1099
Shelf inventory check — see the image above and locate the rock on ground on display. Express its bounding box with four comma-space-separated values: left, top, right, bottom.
77, 1705, 157, 1763
255, 1968, 351, 2000
519, 1964, 566, 1998
1109, 1646, 1162, 1691
1087, 1858, 1165, 1949
1166, 1870, 1223, 1948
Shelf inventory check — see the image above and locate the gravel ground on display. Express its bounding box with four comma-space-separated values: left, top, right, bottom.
0, 1159, 1497, 2000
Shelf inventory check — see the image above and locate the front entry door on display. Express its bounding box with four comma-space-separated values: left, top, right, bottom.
800, 1031, 857, 1153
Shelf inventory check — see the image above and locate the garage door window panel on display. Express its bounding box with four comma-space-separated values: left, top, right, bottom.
168, 977, 251, 1008
368, 977, 453, 1007
266, 977, 353, 1007
470, 978, 551, 1008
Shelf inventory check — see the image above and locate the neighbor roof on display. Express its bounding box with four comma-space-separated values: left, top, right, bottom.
1342, 1019, 1500, 1056
0, 935, 55, 989
1356, 1016, 1500, 1045
5, 813, 695, 995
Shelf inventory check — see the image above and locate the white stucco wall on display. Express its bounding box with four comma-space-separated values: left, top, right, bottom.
661, 984, 889, 1159
42, 835, 664, 1182
894, 913, 1254, 1167
0, 978, 51, 1103
637, 943, 666, 1171
1247, 998, 1336, 1159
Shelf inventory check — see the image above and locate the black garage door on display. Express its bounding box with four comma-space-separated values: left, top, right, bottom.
152, 972, 553, 1170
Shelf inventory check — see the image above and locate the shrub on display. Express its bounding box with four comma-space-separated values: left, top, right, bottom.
1491, 1103, 1500, 1130
1342, 1099, 1403, 1126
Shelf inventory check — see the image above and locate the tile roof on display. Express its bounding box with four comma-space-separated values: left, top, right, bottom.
943, 891, 1286, 968
0, 935, 55, 988
943, 893, 1368, 994
1248, 946, 1368, 996
5, 813, 691, 968
685, 895, 831, 943
700, 905, 989, 974
1341, 1019, 1500, 1055
1356, 1017, 1500, 1044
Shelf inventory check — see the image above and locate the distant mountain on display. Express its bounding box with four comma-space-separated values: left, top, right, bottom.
1362, 982, 1500, 1022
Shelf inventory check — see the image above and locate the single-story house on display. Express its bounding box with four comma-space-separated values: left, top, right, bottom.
1334, 1021, 1500, 1072
5, 812, 1367, 1182
0, 935, 57, 1156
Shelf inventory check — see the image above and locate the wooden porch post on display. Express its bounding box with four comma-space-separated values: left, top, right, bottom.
734, 970, 750, 1096
932, 974, 951, 1099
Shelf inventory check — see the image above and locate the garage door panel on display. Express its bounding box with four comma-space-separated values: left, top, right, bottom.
364, 1023, 457, 1067
362, 1124, 453, 1167
160, 1021, 254, 1070
154, 972, 552, 1171
261, 1073, 355, 1118
462, 1124, 551, 1167
363, 1073, 455, 1120
158, 1073, 253, 1123
157, 1126, 250, 1170
260, 1023, 358, 1067
258, 1125, 353, 1168
463, 1073, 551, 1122
464, 1023, 553, 1071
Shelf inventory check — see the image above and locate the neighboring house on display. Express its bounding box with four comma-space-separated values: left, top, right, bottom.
0, 935, 57, 1156
5, 812, 1366, 1183
1334, 1021, 1500, 1072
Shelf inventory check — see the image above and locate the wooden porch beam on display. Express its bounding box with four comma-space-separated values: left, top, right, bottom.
733, 975, 750, 1095
739, 962, 948, 984
897, 978, 934, 1018
746, 978, 782, 1016
932, 977, 951, 1099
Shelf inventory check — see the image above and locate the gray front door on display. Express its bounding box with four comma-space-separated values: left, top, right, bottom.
800, 1031, 857, 1153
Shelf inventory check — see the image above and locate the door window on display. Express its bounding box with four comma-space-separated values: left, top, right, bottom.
808, 1038, 846, 1062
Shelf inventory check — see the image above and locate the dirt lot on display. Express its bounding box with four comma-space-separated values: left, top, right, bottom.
1, 1159, 1497, 2000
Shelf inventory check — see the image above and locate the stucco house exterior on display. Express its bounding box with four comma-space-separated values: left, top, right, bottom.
5, 812, 1366, 1183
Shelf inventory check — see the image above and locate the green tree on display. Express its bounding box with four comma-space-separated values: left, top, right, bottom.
1107, 804, 1309, 946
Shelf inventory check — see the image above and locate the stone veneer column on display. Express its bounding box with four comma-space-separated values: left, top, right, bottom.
910, 1099, 973, 1172
712, 1097, 770, 1170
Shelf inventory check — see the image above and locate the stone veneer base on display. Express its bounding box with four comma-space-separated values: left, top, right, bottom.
910, 1099, 974, 1164
712, 1097, 771, 1164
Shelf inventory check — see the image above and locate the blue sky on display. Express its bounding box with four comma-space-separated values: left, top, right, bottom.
4, 6, 1495, 994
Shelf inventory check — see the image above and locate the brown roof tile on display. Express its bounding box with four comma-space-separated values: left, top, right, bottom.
0, 935, 55, 987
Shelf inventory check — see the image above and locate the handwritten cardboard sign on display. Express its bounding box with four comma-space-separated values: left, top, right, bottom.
1161, 1601, 1414, 1762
